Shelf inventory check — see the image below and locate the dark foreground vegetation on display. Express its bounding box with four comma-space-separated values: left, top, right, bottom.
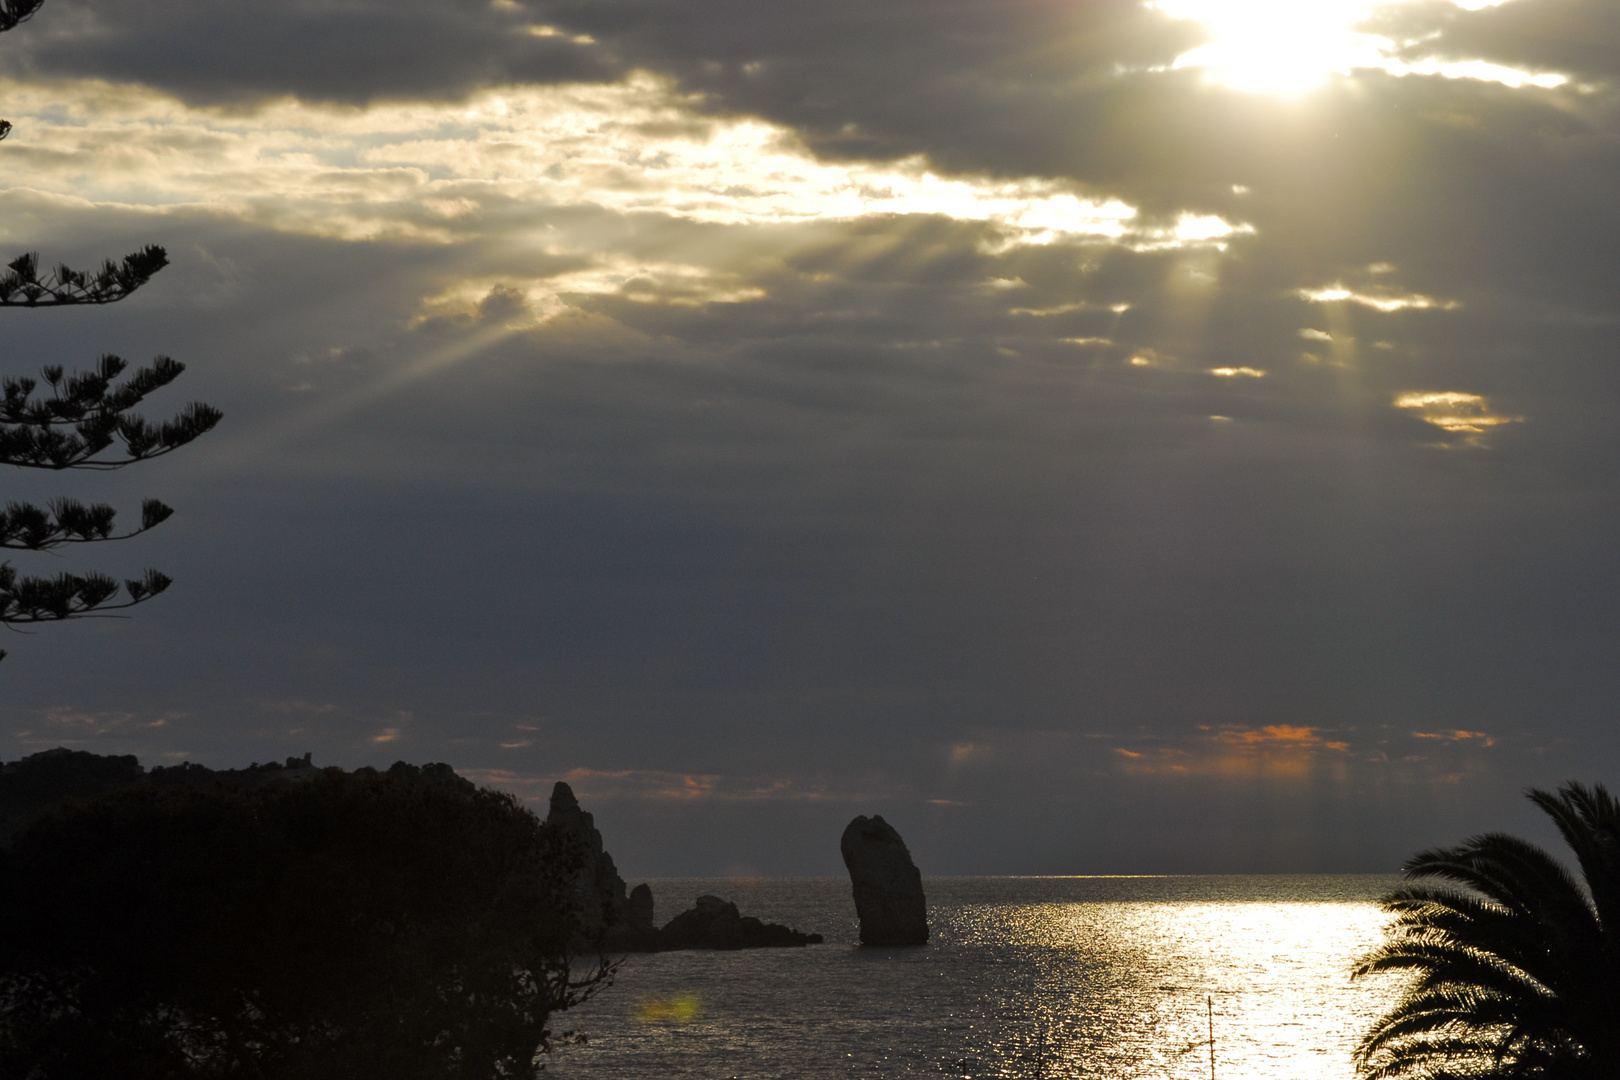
0, 762, 615, 1079
1357, 781, 1620, 1079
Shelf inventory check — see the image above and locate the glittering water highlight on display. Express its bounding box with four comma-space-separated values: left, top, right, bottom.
545, 875, 1403, 1079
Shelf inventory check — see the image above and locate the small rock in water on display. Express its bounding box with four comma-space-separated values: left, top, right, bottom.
626, 882, 655, 931
841, 814, 928, 946
616, 894, 823, 951
676, 893, 820, 949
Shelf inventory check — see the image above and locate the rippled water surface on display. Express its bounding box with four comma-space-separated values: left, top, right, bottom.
545, 875, 1403, 1079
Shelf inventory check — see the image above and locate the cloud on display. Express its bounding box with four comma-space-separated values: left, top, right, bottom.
1413, 729, 1497, 746
949, 742, 987, 765
1103, 721, 1512, 793
1394, 390, 1523, 444
1368, 0, 1620, 84
1297, 284, 1461, 312
1112, 725, 1353, 779
1215, 724, 1330, 746
258, 699, 341, 716
456, 765, 890, 804
1153, 0, 1571, 95
0, 73, 1251, 281
0, 0, 618, 104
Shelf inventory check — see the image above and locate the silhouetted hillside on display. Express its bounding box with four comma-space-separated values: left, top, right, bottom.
0, 748, 471, 845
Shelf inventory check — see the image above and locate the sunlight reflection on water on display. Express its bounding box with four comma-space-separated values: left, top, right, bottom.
546, 876, 1402, 1079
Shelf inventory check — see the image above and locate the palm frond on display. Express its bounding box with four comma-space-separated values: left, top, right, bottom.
1355, 784, 1620, 1079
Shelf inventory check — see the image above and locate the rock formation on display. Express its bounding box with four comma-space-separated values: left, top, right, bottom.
841, 814, 928, 946
611, 894, 823, 951
626, 882, 655, 931
545, 781, 656, 936
472, 781, 820, 952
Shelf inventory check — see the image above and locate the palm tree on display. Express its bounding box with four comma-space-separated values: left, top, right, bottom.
1354, 782, 1620, 1079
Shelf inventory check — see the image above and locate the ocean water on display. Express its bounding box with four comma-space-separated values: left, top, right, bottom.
545, 875, 1406, 1079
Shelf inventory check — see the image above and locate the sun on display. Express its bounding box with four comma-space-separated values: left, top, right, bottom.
1151, 0, 1388, 96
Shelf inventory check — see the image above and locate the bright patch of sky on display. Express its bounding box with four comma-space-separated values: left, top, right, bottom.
0, 75, 1247, 253
1394, 390, 1523, 444
1150, 0, 1565, 95
1298, 284, 1459, 312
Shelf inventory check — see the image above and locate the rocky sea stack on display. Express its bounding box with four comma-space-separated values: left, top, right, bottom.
841, 814, 928, 946
544, 781, 654, 938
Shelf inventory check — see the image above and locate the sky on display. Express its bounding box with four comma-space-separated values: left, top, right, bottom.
3, 0, 1619, 877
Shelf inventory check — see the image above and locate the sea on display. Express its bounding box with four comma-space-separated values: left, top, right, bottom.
544, 875, 1407, 1079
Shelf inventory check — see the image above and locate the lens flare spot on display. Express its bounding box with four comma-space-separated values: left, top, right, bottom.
636, 994, 704, 1022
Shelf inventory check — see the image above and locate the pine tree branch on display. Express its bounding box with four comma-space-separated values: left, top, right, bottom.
0, 0, 44, 33
0, 246, 170, 306
0, 497, 173, 550
0, 563, 172, 624
1, 355, 222, 469
0, 0, 48, 148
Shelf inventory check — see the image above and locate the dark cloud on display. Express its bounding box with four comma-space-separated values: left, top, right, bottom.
0, 0, 1202, 118
537, 0, 1203, 169
0, 0, 616, 103
1374, 0, 1620, 82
